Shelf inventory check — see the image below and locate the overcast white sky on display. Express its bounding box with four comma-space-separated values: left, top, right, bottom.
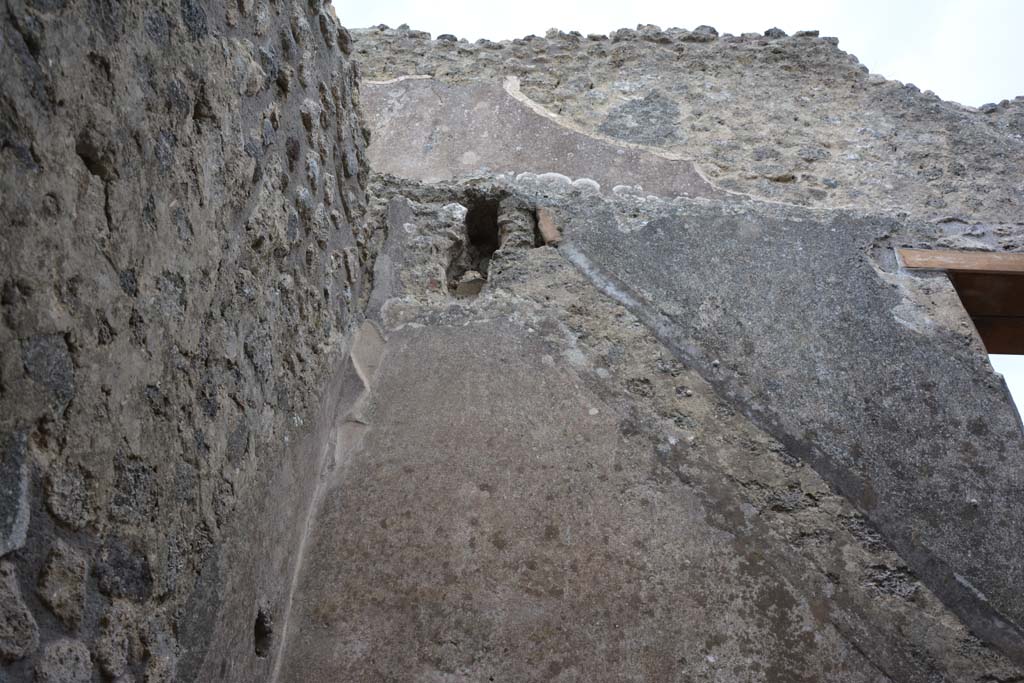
992, 356, 1024, 417
336, 0, 1023, 107
336, 0, 1024, 413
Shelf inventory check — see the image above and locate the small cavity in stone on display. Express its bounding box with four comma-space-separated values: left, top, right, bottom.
254, 606, 273, 658
447, 193, 501, 298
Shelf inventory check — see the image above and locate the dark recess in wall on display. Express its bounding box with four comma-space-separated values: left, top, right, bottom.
254, 606, 273, 658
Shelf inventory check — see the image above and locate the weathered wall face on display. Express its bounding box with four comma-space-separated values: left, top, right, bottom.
274, 174, 1024, 681
0, 0, 370, 679
353, 23, 1024, 669
556, 196, 1024, 657
354, 24, 1024, 224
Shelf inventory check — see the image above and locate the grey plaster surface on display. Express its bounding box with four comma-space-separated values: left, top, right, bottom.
558, 197, 1024, 659
363, 78, 726, 200
278, 319, 890, 682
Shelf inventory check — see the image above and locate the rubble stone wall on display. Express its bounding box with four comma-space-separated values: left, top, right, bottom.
353, 24, 1024, 226
0, 0, 371, 679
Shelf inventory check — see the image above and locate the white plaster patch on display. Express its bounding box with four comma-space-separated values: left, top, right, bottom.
536, 172, 573, 189
891, 300, 937, 335
572, 177, 601, 194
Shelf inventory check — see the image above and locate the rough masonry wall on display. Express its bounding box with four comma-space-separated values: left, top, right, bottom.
0, 0, 369, 680
354, 24, 1024, 225
272, 173, 1024, 681
352, 23, 1024, 668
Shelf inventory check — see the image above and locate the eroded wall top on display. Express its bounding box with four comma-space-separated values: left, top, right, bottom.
354, 24, 1024, 225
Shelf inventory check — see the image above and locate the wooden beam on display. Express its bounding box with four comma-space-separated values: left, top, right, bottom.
970, 317, 1024, 355
897, 248, 1024, 275
897, 249, 1024, 353
949, 273, 1024, 318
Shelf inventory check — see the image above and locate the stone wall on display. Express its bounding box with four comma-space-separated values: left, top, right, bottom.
353, 23, 1024, 669
3, 8, 1023, 680
0, 0, 371, 679
272, 173, 1024, 680
353, 24, 1024, 225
